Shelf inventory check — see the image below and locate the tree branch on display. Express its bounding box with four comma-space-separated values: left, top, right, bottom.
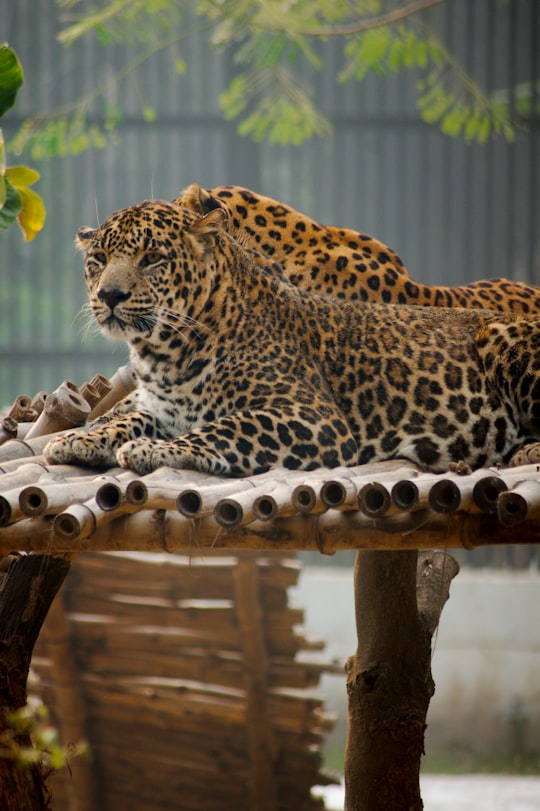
269, 0, 450, 39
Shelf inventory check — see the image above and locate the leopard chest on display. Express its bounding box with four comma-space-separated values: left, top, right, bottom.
132, 347, 220, 437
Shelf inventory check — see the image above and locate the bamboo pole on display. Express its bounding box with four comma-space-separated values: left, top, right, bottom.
25, 381, 91, 440
214, 480, 294, 528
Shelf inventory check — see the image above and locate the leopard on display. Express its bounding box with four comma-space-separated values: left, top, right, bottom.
174, 183, 540, 314
43, 199, 540, 478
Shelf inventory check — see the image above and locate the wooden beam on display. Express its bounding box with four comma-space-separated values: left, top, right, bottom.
233, 558, 278, 811
0, 507, 539, 555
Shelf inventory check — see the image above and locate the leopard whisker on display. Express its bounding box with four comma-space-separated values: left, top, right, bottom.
75, 303, 102, 341
153, 306, 209, 340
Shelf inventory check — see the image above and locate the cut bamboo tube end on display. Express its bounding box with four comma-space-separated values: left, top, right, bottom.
323, 479, 360, 510
125, 480, 148, 506
95, 481, 123, 512
291, 484, 317, 514
358, 482, 391, 517
496, 479, 540, 526
391, 479, 419, 511
88, 364, 137, 419
7, 395, 34, 422
79, 381, 101, 409
497, 491, 527, 526
214, 498, 244, 528
18, 485, 47, 517
31, 391, 47, 416
54, 503, 96, 541
177, 489, 203, 517
0, 417, 18, 445
428, 479, 461, 513
253, 494, 279, 521
473, 475, 508, 513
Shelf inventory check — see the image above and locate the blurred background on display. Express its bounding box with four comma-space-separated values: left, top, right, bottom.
2, 0, 540, 776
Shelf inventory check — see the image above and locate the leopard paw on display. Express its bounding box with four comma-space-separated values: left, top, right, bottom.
117, 438, 163, 474
44, 432, 117, 467
508, 442, 540, 467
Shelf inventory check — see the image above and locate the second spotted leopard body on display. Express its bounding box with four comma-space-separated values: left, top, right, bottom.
44, 200, 540, 476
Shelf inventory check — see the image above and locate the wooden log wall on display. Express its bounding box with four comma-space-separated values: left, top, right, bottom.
31, 551, 338, 811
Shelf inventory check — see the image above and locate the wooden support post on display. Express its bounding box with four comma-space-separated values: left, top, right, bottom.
0, 554, 70, 811
233, 555, 278, 811
344, 549, 459, 811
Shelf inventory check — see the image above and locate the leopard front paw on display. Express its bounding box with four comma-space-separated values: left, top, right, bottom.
117, 438, 164, 474
44, 431, 118, 468
117, 438, 197, 474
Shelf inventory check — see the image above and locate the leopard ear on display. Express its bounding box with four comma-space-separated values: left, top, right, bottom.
174, 184, 224, 215
189, 208, 228, 250
75, 226, 97, 250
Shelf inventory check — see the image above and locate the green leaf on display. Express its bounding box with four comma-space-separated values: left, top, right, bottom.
0, 178, 22, 231
0, 45, 24, 118
17, 186, 46, 241
440, 105, 468, 137
237, 94, 331, 146
142, 105, 157, 122
5, 164, 40, 188
174, 57, 187, 75
221, 77, 249, 118
0, 174, 6, 208
419, 88, 455, 124
476, 114, 491, 144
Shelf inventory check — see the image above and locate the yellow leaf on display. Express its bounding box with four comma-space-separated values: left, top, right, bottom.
5, 164, 40, 188
17, 186, 46, 241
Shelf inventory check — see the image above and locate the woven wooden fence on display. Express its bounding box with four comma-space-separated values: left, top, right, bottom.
31, 550, 338, 811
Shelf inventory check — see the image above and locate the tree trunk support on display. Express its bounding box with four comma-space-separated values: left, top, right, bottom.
0, 554, 71, 811
344, 549, 459, 810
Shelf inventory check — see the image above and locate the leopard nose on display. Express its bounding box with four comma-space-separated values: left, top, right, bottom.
97, 287, 131, 309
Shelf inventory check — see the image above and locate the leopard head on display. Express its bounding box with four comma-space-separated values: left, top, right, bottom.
76, 201, 228, 345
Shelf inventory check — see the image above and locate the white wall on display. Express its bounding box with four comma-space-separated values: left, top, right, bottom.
290, 567, 540, 763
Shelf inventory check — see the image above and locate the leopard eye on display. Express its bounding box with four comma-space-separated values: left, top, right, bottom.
140, 251, 163, 268
91, 251, 107, 266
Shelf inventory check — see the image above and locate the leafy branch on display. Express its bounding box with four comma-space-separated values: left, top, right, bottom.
10, 1, 536, 155
1, 699, 87, 773
10, 33, 186, 159
262, 0, 449, 38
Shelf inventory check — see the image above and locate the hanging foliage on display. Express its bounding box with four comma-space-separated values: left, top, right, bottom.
0, 45, 45, 240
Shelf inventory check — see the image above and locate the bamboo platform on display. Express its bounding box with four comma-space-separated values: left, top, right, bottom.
1, 451, 540, 554
2, 369, 540, 555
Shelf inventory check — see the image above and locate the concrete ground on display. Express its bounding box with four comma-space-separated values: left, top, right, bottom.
314, 775, 540, 810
